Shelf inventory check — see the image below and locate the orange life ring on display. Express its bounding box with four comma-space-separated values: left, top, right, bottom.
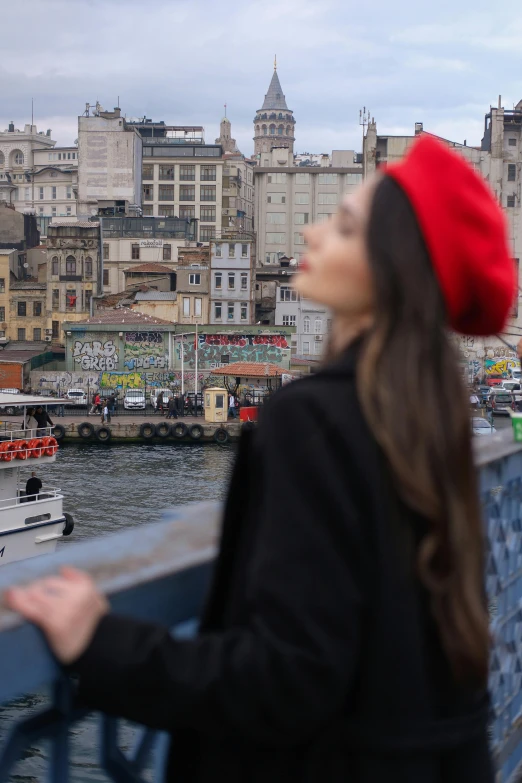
2, 442, 17, 462
15, 440, 29, 460
0, 442, 10, 461
44, 436, 58, 457
27, 438, 44, 458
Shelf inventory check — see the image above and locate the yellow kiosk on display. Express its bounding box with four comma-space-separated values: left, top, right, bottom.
204, 387, 228, 423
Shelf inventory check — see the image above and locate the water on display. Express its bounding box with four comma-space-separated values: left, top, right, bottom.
0, 442, 236, 782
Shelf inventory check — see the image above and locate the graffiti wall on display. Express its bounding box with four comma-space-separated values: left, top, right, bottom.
452, 335, 521, 383
180, 333, 291, 370
72, 334, 119, 371
31, 369, 213, 392
124, 332, 168, 371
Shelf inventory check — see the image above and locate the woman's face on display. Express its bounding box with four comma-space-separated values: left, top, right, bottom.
293, 177, 378, 321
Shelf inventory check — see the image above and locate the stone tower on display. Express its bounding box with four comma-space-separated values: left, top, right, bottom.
215, 115, 238, 153
253, 60, 295, 157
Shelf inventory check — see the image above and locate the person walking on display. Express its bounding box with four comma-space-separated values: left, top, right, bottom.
228, 392, 237, 419
7, 136, 513, 783
24, 471, 42, 502
108, 394, 116, 420
156, 391, 164, 416
166, 395, 178, 420
101, 402, 109, 425
34, 406, 53, 437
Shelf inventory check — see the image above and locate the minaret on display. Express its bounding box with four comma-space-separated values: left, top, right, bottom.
253, 57, 295, 157
215, 104, 238, 153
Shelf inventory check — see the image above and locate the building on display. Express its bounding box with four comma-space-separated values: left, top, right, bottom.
253, 62, 296, 157
77, 104, 142, 218
131, 290, 178, 323
0, 122, 56, 208
0, 249, 16, 342
215, 117, 255, 234
101, 216, 196, 294
176, 246, 210, 325
9, 281, 48, 343
210, 238, 255, 325
46, 220, 101, 342
254, 146, 363, 266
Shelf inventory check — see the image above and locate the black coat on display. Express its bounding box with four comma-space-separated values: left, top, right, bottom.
72, 344, 493, 782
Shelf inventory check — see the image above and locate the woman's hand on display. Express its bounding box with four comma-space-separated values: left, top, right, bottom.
4, 567, 109, 664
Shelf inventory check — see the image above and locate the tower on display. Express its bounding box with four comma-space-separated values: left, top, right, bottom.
253, 58, 295, 157
215, 112, 238, 153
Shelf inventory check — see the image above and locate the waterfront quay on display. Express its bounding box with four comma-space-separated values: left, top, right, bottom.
0, 430, 520, 781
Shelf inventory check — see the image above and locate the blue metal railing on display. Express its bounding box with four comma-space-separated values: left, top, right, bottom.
1, 436, 522, 781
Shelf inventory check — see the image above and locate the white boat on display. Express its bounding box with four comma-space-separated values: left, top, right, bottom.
0, 394, 74, 565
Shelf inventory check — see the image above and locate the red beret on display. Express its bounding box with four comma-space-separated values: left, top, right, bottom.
386, 135, 516, 336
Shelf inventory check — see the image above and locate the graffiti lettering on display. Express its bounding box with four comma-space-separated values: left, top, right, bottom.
124, 331, 167, 372
72, 339, 119, 371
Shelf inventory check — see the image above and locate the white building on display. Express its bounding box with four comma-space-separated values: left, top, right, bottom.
210, 239, 254, 325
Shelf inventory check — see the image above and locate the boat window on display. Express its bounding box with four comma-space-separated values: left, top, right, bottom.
25, 513, 51, 526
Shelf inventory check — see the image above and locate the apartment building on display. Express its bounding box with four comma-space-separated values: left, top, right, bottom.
210, 238, 255, 325
32, 146, 78, 231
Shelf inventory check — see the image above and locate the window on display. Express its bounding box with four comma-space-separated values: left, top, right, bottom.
142, 205, 154, 216
39, 187, 44, 200
327, 318, 332, 333
131, 244, 140, 260
85, 257, 93, 277
158, 185, 174, 201
508, 195, 516, 208
52, 289, 59, 308
66, 289, 76, 310
52, 256, 59, 276
103, 244, 109, 260
52, 186, 57, 200
179, 205, 195, 219
267, 173, 287, 184
66, 206, 72, 215
295, 173, 310, 184
240, 304, 248, 321
280, 286, 297, 302
215, 243, 222, 258
33, 328, 41, 341
24, 187, 30, 200
180, 165, 195, 181
241, 273, 248, 290
103, 269, 109, 286
508, 164, 517, 182
66, 186, 72, 199
189, 273, 201, 285
228, 273, 235, 289
142, 164, 154, 180
294, 213, 309, 224
14, 152, 24, 166
266, 232, 286, 243
314, 340, 323, 355
227, 303, 234, 320
159, 206, 174, 217
163, 244, 171, 261
346, 173, 363, 184
265, 252, 281, 264
51, 207, 57, 217
66, 256, 76, 274
200, 226, 215, 241
33, 302, 42, 316
52, 320, 59, 338
180, 185, 195, 201
200, 206, 216, 222
200, 185, 216, 201
0, 307, 4, 321
195, 298, 202, 317
302, 340, 310, 354
0, 331, 5, 339
200, 165, 216, 181
142, 184, 154, 201
318, 193, 338, 204
159, 165, 174, 180
294, 232, 305, 245
17, 328, 26, 340
267, 212, 286, 224
318, 173, 338, 184
282, 315, 296, 326
315, 317, 322, 333
214, 302, 222, 319
241, 244, 248, 258
303, 316, 310, 333
17, 301, 26, 316
0, 279, 5, 294
214, 273, 223, 291
85, 290, 92, 312
183, 297, 190, 317
267, 193, 286, 204
509, 138, 517, 147
39, 207, 44, 216
295, 193, 309, 205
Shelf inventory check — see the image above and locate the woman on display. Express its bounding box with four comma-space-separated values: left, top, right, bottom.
22, 407, 38, 438
5, 137, 515, 782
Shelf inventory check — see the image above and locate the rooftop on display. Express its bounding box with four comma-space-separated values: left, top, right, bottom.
124, 263, 174, 274
211, 361, 286, 378
49, 221, 99, 228
134, 291, 177, 301
261, 68, 289, 111
73, 307, 174, 326
0, 349, 50, 363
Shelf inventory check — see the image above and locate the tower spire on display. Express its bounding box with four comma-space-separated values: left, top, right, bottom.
274, 54, 277, 70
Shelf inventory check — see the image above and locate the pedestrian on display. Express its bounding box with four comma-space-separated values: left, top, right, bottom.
469, 390, 479, 409
108, 394, 116, 420
156, 391, 164, 416
22, 407, 39, 438
89, 393, 100, 416
24, 471, 42, 503
34, 406, 53, 437
8, 136, 514, 783
101, 402, 109, 424
166, 395, 178, 419
228, 392, 237, 419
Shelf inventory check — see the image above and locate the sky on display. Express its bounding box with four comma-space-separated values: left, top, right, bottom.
2, 0, 522, 156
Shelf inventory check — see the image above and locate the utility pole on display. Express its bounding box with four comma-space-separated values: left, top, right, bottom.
359, 107, 371, 177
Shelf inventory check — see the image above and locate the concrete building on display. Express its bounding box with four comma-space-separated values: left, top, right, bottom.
101, 216, 196, 294
253, 62, 296, 158
46, 220, 101, 342
254, 146, 363, 266
77, 105, 142, 218
215, 117, 255, 234
9, 281, 48, 343
210, 238, 255, 325
0, 122, 55, 207
32, 146, 78, 234
176, 262, 210, 325
0, 249, 16, 342
131, 290, 178, 323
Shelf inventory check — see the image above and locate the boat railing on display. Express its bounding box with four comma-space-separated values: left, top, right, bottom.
0, 425, 56, 441
0, 487, 63, 511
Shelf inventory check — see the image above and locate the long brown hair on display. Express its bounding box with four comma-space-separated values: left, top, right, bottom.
356, 175, 489, 685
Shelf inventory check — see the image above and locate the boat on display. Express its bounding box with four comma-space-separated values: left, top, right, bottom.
0, 393, 74, 565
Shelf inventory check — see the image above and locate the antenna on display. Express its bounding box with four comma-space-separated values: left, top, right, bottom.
31, 98, 34, 127
224, 103, 227, 118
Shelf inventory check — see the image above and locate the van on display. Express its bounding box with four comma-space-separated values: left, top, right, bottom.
123, 389, 146, 410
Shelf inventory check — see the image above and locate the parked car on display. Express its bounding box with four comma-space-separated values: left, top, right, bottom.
150, 388, 173, 411
65, 389, 88, 407
472, 417, 496, 436
488, 389, 515, 415
499, 380, 522, 392
123, 389, 146, 410
0, 388, 22, 416
477, 384, 491, 404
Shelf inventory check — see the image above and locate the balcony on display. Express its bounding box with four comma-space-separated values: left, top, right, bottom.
0, 435, 522, 780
